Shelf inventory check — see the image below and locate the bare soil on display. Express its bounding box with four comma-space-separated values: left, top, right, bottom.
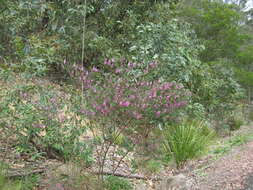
190, 140, 253, 190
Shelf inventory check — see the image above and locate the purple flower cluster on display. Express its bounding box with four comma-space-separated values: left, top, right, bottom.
104, 59, 115, 67
68, 59, 187, 125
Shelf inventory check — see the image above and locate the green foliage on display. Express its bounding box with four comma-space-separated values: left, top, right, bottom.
229, 135, 247, 146
0, 0, 181, 75
193, 61, 244, 122
19, 175, 39, 190
248, 110, 253, 121
16, 35, 60, 76
131, 157, 164, 174
212, 130, 253, 156
129, 20, 203, 82
227, 116, 244, 131
236, 45, 253, 67
0, 0, 246, 125
180, 0, 248, 62
212, 146, 231, 155
234, 45, 253, 97
144, 160, 163, 174
179, 0, 252, 105
0, 68, 13, 82
0, 163, 38, 190
164, 121, 214, 167
234, 67, 253, 88
129, 19, 243, 122
0, 1, 252, 186
234, 67, 253, 101
104, 176, 133, 190
0, 77, 89, 161
185, 103, 206, 119
0, 175, 21, 190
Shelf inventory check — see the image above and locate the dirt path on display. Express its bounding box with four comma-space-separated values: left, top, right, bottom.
191, 141, 253, 190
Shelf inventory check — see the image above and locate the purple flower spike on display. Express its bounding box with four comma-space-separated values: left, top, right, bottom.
156, 111, 161, 117
119, 101, 130, 107
115, 68, 121, 74
134, 112, 142, 119
92, 67, 99, 72
104, 59, 108, 65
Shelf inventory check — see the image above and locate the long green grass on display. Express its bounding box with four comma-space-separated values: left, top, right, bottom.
164, 121, 214, 168
0, 174, 21, 190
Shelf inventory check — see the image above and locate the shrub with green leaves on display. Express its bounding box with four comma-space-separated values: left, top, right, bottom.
179, 0, 248, 62
72, 59, 188, 178
104, 176, 133, 190
227, 116, 244, 131
0, 0, 180, 74
248, 110, 253, 121
129, 20, 244, 125
0, 79, 88, 161
164, 121, 214, 167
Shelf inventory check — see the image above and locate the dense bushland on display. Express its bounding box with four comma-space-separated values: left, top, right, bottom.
0, 0, 253, 189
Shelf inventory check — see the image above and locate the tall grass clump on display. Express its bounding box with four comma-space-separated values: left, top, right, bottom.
164, 121, 214, 168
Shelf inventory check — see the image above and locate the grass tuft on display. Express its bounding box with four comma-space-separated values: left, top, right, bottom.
164, 120, 214, 168
104, 176, 133, 190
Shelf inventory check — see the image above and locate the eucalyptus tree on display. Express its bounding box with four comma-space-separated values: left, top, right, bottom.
0, 0, 182, 67
179, 0, 248, 62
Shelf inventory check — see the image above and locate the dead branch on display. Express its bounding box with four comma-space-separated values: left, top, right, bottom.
92, 171, 161, 181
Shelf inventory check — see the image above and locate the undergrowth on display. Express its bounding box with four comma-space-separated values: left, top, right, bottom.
211, 129, 253, 157
104, 176, 133, 190
164, 121, 214, 167
0, 170, 39, 190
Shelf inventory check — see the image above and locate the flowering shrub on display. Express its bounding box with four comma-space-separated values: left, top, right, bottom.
63, 59, 188, 178
69, 59, 188, 127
